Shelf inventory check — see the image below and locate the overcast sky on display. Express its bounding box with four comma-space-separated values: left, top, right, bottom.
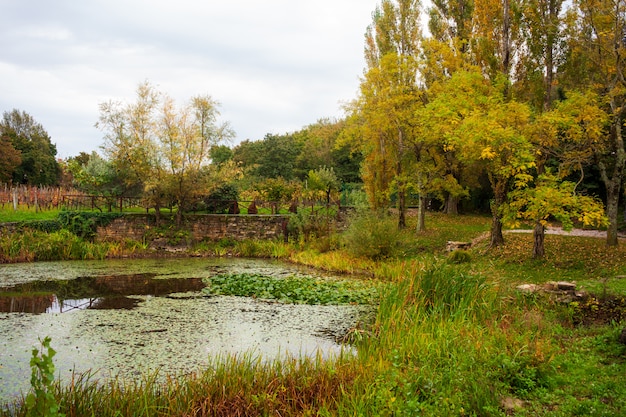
0, 0, 380, 158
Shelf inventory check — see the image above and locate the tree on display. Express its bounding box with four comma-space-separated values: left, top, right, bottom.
349, 0, 423, 228
209, 144, 234, 166
503, 172, 608, 257
97, 81, 233, 224
67, 152, 134, 211
516, 0, 566, 111
425, 70, 535, 246
256, 133, 302, 180
560, 0, 626, 246
306, 166, 340, 206
293, 118, 346, 179
0, 132, 21, 183
0, 109, 59, 185
97, 81, 165, 217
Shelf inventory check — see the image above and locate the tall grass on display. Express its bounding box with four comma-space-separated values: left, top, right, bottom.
0, 229, 145, 263
336, 261, 558, 416
3, 353, 358, 417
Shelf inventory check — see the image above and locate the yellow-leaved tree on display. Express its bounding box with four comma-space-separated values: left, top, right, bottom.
423, 70, 535, 246
503, 172, 608, 257
97, 81, 234, 225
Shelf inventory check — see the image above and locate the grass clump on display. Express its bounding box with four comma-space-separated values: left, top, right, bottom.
0, 229, 110, 263
446, 249, 472, 264
203, 273, 379, 305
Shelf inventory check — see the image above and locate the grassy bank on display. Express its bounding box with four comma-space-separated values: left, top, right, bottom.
1, 212, 625, 416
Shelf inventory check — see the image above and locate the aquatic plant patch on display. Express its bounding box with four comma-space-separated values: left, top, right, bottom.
203, 273, 379, 305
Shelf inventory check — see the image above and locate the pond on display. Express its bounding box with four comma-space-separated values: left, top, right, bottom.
0, 258, 374, 402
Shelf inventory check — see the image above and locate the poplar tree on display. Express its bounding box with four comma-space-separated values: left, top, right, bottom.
349, 0, 423, 229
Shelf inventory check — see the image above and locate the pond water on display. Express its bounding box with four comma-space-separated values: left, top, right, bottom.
0, 258, 373, 402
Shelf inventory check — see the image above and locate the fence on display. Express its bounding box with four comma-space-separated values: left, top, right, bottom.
0, 185, 67, 211
1, 185, 344, 215
61, 194, 144, 212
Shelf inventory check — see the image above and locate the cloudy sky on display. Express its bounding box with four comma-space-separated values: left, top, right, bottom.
0, 0, 380, 158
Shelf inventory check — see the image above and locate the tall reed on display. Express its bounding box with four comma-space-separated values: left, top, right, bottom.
5, 353, 358, 417
338, 261, 555, 416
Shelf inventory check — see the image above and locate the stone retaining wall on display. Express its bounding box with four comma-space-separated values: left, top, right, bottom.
95, 214, 288, 242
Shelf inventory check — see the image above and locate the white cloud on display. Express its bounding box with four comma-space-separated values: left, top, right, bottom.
0, 0, 379, 158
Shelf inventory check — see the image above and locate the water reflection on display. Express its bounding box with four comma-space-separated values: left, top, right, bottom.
0, 274, 205, 314
0, 258, 371, 403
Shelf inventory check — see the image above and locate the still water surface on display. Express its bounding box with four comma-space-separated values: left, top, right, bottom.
0, 258, 371, 401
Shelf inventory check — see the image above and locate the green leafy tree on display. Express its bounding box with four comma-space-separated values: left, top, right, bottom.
0, 131, 21, 183
0, 109, 59, 185
426, 70, 535, 246
306, 166, 340, 206
209, 144, 234, 166
233, 134, 301, 181
515, 0, 566, 111
256, 133, 302, 180
67, 152, 135, 211
292, 118, 344, 179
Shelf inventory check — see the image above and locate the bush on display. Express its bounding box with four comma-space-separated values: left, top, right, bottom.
56, 211, 122, 240
447, 249, 472, 264
19, 219, 62, 233
342, 210, 401, 260
204, 184, 239, 214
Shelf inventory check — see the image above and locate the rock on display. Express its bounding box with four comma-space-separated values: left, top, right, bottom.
516, 284, 539, 293
501, 397, 524, 412
556, 281, 577, 291
544, 281, 576, 293
446, 241, 472, 252
619, 328, 626, 345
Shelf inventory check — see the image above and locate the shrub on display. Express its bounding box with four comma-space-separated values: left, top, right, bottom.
447, 249, 472, 264
204, 184, 239, 214
56, 211, 122, 240
19, 219, 62, 233
342, 210, 401, 260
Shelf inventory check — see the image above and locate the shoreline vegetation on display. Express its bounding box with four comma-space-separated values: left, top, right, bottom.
1, 210, 625, 416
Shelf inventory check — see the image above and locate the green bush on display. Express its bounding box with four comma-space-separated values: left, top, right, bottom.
56, 211, 122, 240
447, 249, 472, 264
25, 336, 64, 417
342, 210, 401, 260
19, 219, 62, 233
203, 184, 239, 214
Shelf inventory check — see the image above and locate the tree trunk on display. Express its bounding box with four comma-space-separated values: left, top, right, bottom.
605, 185, 620, 246
416, 194, 426, 232
489, 177, 506, 247
397, 186, 407, 229
490, 214, 505, 247
532, 221, 545, 258
444, 194, 459, 215
154, 203, 161, 227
